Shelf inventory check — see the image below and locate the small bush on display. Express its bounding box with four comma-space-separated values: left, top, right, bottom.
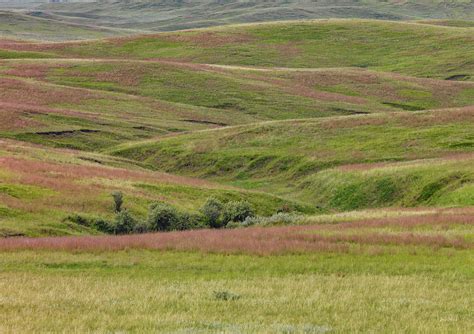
94, 218, 114, 234
172, 213, 205, 231
147, 202, 180, 232
113, 209, 136, 234
201, 197, 224, 228
132, 220, 150, 234
112, 191, 124, 213
222, 201, 255, 226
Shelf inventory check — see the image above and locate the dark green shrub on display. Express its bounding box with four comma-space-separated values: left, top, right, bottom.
174, 213, 206, 231
114, 209, 136, 234
222, 200, 255, 225
200, 197, 224, 228
94, 218, 114, 234
147, 202, 180, 231
133, 220, 151, 234
112, 191, 124, 213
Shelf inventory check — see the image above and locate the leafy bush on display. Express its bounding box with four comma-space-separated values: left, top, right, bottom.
172, 213, 205, 231
112, 191, 124, 213
94, 218, 114, 234
113, 209, 136, 234
201, 197, 224, 228
222, 200, 255, 225
133, 220, 151, 234
147, 202, 180, 231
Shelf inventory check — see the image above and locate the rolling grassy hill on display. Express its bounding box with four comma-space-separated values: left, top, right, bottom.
0, 10, 131, 41
0, 19, 471, 238
2, 20, 472, 81
10, 0, 474, 33
109, 107, 474, 209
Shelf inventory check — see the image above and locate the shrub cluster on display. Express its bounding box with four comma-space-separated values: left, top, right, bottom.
66, 194, 257, 235
201, 197, 255, 228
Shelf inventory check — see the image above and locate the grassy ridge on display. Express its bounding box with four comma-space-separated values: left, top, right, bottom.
110, 108, 474, 209
30, 1, 474, 32
2, 56, 472, 152
28, 20, 472, 81
0, 11, 472, 332
27, 60, 474, 116
0, 67, 258, 150
0, 11, 131, 41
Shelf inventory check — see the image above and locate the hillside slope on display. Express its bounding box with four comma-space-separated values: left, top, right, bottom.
0, 139, 311, 237
28, 1, 474, 32
0, 19, 472, 236
2, 20, 472, 81
109, 107, 474, 209
0, 10, 131, 41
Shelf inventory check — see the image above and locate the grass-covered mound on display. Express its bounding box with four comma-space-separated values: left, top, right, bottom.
110, 107, 474, 209
18, 20, 470, 81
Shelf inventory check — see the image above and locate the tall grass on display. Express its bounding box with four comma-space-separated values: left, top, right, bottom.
2, 210, 472, 255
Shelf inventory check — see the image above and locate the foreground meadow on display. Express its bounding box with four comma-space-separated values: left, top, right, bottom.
1, 210, 473, 333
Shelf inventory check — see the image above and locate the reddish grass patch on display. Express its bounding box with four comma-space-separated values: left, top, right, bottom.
0, 77, 96, 106
1, 64, 54, 79
396, 106, 474, 127
1, 211, 471, 255
0, 155, 217, 192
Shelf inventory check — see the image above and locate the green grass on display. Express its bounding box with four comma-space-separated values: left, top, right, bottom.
0, 140, 312, 237
41, 61, 474, 118
299, 158, 474, 210
0, 12, 472, 332
109, 109, 474, 208
0, 69, 257, 151
44, 20, 474, 81
0, 48, 51, 59
0, 245, 472, 332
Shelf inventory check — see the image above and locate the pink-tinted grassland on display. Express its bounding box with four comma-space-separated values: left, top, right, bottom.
0, 140, 231, 215
1, 209, 472, 255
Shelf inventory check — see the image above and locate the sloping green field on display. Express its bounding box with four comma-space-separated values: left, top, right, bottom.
109, 107, 474, 208
0, 19, 472, 236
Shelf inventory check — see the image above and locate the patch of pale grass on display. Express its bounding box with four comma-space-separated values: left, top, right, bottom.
306, 208, 438, 224
0, 258, 471, 333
